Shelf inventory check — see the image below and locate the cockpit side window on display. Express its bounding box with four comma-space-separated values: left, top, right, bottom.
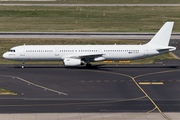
8, 49, 15, 52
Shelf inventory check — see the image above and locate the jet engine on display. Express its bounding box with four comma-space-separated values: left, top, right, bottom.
63, 58, 84, 66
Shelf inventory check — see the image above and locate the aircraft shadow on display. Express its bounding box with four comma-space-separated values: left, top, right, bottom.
12, 64, 180, 69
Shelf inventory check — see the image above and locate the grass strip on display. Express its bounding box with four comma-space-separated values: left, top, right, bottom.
0, 0, 180, 4
0, 88, 18, 95
0, 6, 180, 32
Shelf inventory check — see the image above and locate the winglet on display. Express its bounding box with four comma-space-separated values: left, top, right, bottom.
146, 22, 174, 46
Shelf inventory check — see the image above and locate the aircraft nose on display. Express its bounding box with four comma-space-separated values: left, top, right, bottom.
3, 52, 8, 59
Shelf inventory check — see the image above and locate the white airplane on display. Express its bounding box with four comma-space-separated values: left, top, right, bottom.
3, 22, 176, 68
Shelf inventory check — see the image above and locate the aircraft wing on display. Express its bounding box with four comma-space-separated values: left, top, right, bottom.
61, 53, 104, 62
78, 53, 103, 58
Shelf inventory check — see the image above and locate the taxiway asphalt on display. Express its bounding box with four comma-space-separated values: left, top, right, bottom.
0, 64, 179, 114
0, 32, 180, 40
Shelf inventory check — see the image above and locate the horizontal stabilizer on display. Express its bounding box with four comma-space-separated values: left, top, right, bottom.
156, 46, 176, 51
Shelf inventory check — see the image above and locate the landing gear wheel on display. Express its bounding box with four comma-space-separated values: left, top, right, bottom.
21, 61, 25, 69
86, 63, 92, 68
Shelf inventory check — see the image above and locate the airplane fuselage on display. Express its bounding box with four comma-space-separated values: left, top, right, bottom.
3, 44, 173, 61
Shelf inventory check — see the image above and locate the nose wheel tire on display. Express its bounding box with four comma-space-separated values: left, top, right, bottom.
22, 61, 25, 69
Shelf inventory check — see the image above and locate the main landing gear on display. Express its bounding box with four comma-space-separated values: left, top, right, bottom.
86, 63, 92, 68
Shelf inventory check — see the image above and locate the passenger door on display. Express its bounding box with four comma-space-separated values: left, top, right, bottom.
20, 46, 25, 56
55, 47, 59, 56
144, 46, 148, 55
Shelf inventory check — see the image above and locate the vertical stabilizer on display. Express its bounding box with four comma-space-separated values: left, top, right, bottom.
146, 22, 174, 46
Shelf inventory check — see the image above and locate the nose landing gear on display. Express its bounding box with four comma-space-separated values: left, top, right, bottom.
21, 61, 25, 69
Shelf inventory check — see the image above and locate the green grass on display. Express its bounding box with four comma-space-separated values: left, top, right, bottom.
0, 0, 180, 4
0, 88, 18, 95
0, 6, 180, 32
0, 38, 177, 65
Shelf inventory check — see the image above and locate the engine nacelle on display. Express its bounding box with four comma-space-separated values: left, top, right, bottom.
94, 57, 105, 61
63, 58, 84, 66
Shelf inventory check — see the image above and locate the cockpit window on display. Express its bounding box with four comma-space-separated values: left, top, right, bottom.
8, 49, 15, 52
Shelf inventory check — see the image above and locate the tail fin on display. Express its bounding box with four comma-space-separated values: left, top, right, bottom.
146, 22, 174, 46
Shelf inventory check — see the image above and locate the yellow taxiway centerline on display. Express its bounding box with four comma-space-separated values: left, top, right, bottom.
151, 82, 164, 85
139, 82, 151, 85
139, 82, 164, 85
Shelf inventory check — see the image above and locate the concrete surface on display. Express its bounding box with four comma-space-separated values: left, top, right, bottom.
0, 32, 180, 40
0, 112, 180, 120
